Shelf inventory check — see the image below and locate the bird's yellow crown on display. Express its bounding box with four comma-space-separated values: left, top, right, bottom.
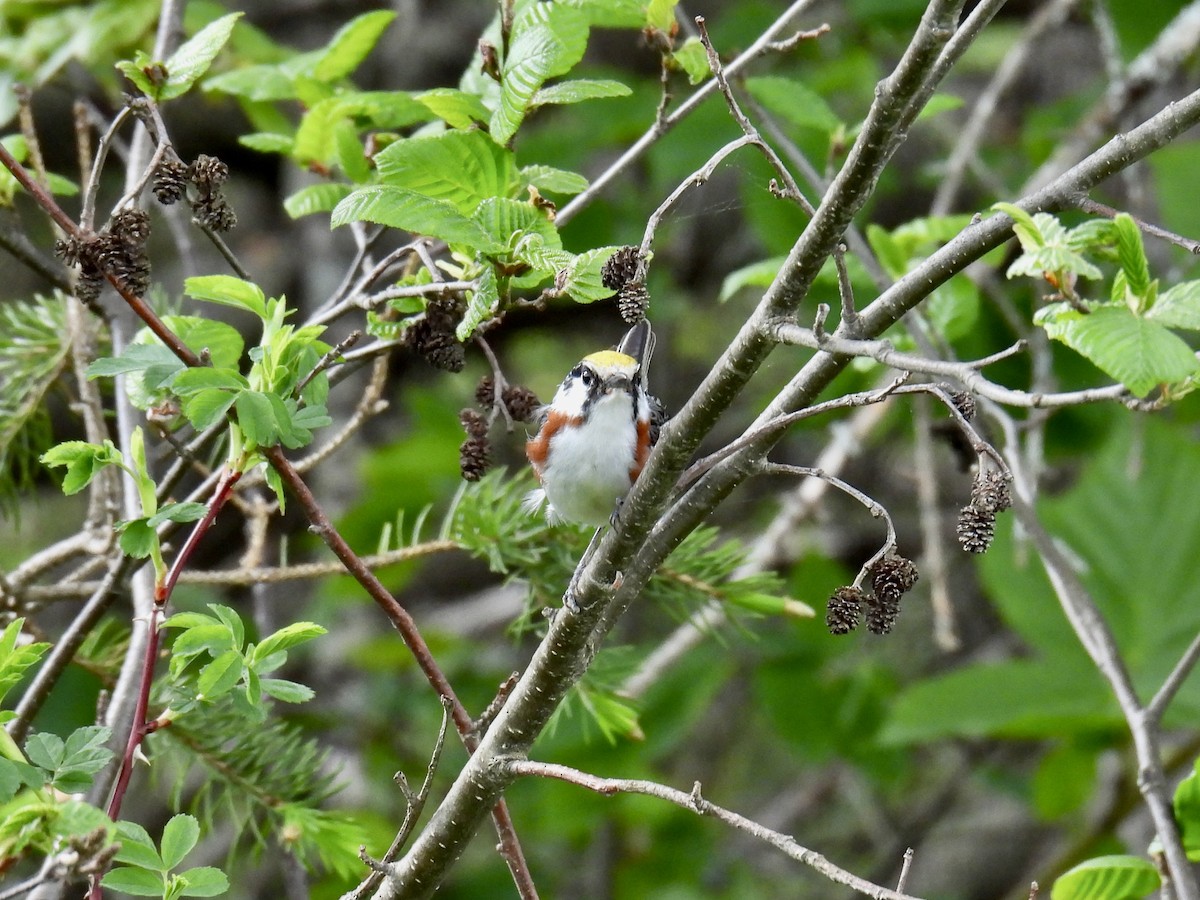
582, 350, 637, 371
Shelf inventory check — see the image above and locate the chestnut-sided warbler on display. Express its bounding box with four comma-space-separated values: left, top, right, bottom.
525, 321, 660, 526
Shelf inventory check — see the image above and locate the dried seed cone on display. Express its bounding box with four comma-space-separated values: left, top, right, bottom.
971, 469, 1013, 513
957, 504, 997, 553
826, 586, 864, 635
501, 385, 540, 423
949, 389, 976, 421
188, 154, 230, 189
153, 157, 189, 205
475, 375, 497, 408
602, 246, 641, 291
870, 555, 919, 604
459, 407, 489, 440
866, 593, 901, 635
617, 281, 650, 324
410, 299, 465, 372
459, 435, 491, 481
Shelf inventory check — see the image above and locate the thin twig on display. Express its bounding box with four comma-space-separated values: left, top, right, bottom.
505, 759, 926, 900
1073, 195, 1200, 254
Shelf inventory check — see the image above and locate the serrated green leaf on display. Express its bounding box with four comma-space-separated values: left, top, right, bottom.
160, 13, 243, 101
102, 868, 166, 895
532, 78, 631, 106
520, 164, 589, 196
374, 130, 515, 216
0, 620, 48, 710
181, 389, 237, 431
1113, 214, 1152, 301
177, 866, 229, 897
114, 821, 164, 870
234, 390, 279, 448
117, 519, 157, 559
284, 182, 352, 219
1050, 855, 1160, 900
87, 343, 183, 380
24, 732, 65, 770
115, 56, 159, 98
184, 276, 267, 318
169, 367, 247, 396
164, 317, 245, 371
457, 266, 500, 341
745, 75, 841, 132
160, 814, 200, 870
146, 501, 208, 528
670, 37, 711, 85
252, 622, 327, 665
260, 678, 316, 704
332, 185, 498, 249
563, 246, 621, 303
312, 10, 396, 82
1042, 305, 1200, 398
492, 4, 590, 144
293, 92, 430, 166
197, 649, 244, 700
414, 87, 490, 129
1149, 281, 1200, 331
168, 623, 236, 662
40, 440, 123, 495
334, 121, 370, 183
992, 201, 1044, 250
473, 196, 560, 259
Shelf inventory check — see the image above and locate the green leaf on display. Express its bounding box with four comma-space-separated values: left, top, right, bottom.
1051, 855, 1160, 900
177, 866, 229, 897
519, 164, 589, 196
334, 121, 370, 182
239, 132, 295, 154
184, 276, 268, 318
87, 342, 183, 382
205, 65, 295, 102
1033, 743, 1098, 820
252, 622, 327, 664
312, 10, 396, 82
492, 3, 590, 144
234, 390, 279, 448
719, 257, 784, 302
165, 317, 245, 371
181, 390, 237, 431
114, 820, 164, 870
414, 87, 490, 129
562, 246, 622, 303
260, 678, 315, 704
197, 649, 245, 700
882, 659, 1113, 743
473, 196, 560, 259
24, 732, 65, 770
1148, 281, 1200, 330
332, 185, 498, 250
146, 501, 208, 528
745, 75, 841, 133
293, 92, 430, 166
117, 519, 157, 559
160, 13, 243, 101
914, 92, 964, 122
457, 266, 500, 341
670, 37, 711, 84
40, 440, 123, 495
1037, 305, 1200, 398
58, 725, 112, 780
1113, 213, 1152, 301
160, 814, 200, 870
102, 868, 166, 896
532, 78, 631, 106
645, 0, 678, 31
374, 130, 515, 216
115, 55, 160, 98
283, 183, 352, 219
0, 620, 48, 709
992, 201, 1044, 249
1175, 760, 1200, 860
169, 368, 247, 396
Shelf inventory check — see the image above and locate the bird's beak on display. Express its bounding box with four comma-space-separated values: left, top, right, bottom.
603, 374, 632, 394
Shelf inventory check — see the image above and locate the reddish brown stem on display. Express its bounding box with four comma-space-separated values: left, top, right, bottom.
155, 467, 241, 602
263, 445, 537, 897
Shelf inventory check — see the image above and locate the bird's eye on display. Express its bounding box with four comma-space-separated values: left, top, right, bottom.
567, 364, 584, 382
